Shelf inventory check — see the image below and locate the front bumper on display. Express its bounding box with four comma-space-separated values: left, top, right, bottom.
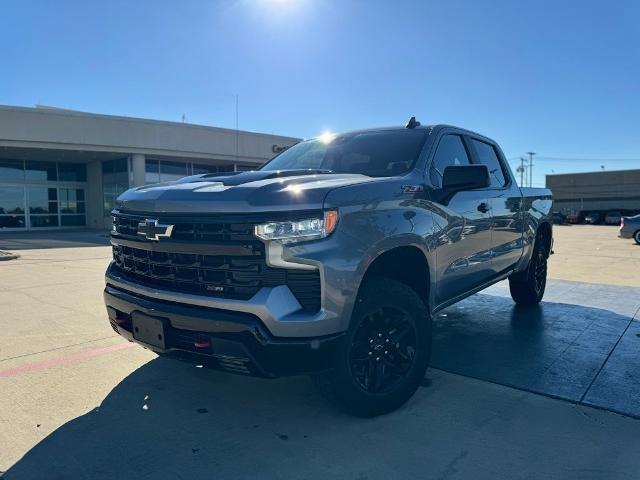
104, 284, 345, 377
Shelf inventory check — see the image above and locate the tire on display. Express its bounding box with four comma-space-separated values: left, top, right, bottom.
314, 277, 431, 417
634, 230, 640, 245
509, 232, 548, 306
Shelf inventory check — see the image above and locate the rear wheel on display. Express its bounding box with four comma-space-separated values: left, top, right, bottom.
509, 232, 549, 306
315, 277, 431, 417
634, 230, 640, 245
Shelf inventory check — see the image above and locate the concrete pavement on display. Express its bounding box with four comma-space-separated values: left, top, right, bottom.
1, 227, 640, 479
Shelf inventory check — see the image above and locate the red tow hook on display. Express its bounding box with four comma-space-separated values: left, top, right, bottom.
193, 337, 212, 350
114, 312, 130, 325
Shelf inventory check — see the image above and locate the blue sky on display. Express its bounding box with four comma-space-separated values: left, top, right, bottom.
2, 0, 639, 186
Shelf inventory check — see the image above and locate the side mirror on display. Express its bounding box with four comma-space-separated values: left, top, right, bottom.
442, 165, 490, 191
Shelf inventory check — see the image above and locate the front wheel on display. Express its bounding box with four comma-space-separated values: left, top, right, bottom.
315, 277, 431, 417
509, 233, 548, 306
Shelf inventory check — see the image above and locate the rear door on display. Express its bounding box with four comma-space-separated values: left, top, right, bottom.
468, 138, 524, 275
427, 133, 493, 306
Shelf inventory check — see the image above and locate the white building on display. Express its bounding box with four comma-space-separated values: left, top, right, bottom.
0, 105, 299, 230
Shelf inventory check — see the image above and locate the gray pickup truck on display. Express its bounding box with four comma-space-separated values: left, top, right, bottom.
105, 119, 553, 416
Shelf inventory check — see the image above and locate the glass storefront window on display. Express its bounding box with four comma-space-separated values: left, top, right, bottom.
25, 161, 58, 181
0, 160, 24, 181
28, 187, 58, 214
193, 164, 217, 175
0, 185, 26, 229
60, 188, 86, 214
145, 159, 160, 184
103, 158, 129, 215
0, 187, 25, 214
0, 216, 26, 229
0, 159, 88, 230
61, 215, 86, 227
58, 163, 87, 182
160, 161, 189, 182
30, 215, 59, 228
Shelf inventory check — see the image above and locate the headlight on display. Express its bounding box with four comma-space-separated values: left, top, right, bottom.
255, 210, 338, 243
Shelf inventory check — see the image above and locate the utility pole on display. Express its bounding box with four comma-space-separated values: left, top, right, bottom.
516, 157, 526, 186
526, 151, 536, 187
235, 94, 239, 170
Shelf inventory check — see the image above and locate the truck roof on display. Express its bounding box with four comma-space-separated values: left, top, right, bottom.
324, 124, 498, 146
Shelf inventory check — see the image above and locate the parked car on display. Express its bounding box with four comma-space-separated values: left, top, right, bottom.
566, 213, 580, 224
605, 211, 622, 225
585, 212, 601, 224
105, 120, 553, 416
551, 211, 566, 225
619, 214, 640, 244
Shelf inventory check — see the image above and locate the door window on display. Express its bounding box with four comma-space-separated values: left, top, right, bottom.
430, 135, 470, 186
471, 139, 506, 188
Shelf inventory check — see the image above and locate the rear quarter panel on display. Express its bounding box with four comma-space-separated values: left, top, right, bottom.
513, 187, 553, 273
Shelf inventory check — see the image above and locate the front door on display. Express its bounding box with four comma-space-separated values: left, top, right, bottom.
427, 133, 494, 306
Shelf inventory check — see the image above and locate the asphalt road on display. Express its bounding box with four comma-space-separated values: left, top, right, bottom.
1, 226, 639, 479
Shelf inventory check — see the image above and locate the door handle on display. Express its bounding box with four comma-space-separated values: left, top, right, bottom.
477, 202, 490, 213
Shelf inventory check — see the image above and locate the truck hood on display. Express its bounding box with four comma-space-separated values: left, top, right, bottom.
116, 170, 380, 214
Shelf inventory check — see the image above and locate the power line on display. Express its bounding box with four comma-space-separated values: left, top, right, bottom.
528, 156, 640, 162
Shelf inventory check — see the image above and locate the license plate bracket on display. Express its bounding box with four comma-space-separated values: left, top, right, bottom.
131, 312, 167, 350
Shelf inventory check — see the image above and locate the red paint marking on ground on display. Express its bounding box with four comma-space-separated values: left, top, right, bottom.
0, 342, 136, 379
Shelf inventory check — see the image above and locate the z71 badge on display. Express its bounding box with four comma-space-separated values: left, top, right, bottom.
401, 185, 424, 194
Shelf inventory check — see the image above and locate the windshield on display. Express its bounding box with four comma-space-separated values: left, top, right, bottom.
261, 129, 428, 177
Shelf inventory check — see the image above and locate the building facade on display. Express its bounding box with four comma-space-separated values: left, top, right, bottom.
546, 169, 640, 215
0, 105, 299, 230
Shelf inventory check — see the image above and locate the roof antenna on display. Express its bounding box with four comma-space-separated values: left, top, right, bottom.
405, 116, 420, 129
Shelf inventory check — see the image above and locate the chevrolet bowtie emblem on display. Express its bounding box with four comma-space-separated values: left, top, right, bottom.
137, 219, 174, 241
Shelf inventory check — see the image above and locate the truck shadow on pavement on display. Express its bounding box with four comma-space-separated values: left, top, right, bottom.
431, 292, 640, 418
4, 295, 640, 479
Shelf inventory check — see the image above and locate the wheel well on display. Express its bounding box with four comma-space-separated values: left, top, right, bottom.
360, 246, 429, 301
537, 222, 552, 256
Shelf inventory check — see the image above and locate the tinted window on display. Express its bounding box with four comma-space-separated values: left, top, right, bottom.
0, 160, 24, 181
145, 159, 160, 184
471, 139, 506, 187
0, 186, 25, 214
160, 161, 188, 182
430, 135, 470, 186
193, 163, 217, 175
236, 164, 255, 172
261, 130, 427, 177
26, 161, 58, 181
28, 187, 58, 214
61, 215, 86, 226
58, 163, 87, 182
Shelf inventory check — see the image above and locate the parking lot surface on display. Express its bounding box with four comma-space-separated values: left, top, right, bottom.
1, 226, 639, 479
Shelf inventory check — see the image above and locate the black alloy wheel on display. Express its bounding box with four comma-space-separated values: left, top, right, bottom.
314, 277, 431, 417
533, 245, 548, 295
349, 306, 417, 394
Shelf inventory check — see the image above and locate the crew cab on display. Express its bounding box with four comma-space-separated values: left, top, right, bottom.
104, 119, 553, 416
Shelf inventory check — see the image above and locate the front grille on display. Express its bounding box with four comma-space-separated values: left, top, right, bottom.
111, 213, 321, 311
113, 215, 255, 242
